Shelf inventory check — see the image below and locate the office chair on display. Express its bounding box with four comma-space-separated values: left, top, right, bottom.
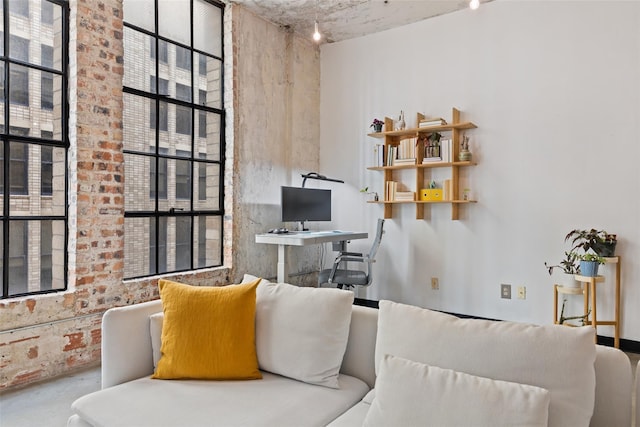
318, 218, 385, 290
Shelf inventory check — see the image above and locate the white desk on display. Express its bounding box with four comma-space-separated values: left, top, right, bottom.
255, 230, 368, 283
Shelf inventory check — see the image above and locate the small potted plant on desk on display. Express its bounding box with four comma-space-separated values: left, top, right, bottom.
545, 251, 580, 288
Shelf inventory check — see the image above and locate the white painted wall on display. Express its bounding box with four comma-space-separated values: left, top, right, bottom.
319, 0, 640, 340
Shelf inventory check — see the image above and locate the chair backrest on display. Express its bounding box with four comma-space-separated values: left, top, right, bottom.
367, 218, 385, 260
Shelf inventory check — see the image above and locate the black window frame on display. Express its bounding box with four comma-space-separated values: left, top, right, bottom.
1, 0, 69, 299
123, 0, 225, 279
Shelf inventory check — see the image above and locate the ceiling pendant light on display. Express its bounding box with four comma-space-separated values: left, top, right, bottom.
469, 0, 480, 10
313, 20, 321, 42
312, 0, 321, 42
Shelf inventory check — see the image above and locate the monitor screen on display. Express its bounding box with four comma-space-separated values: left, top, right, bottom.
281, 186, 331, 223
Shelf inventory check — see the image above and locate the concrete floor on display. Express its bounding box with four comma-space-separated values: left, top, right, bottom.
0, 364, 101, 427
0, 355, 638, 427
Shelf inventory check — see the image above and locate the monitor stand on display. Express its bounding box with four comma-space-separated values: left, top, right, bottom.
299, 221, 309, 232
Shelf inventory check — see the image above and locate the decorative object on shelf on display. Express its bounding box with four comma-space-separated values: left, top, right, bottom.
459, 135, 472, 161
360, 187, 379, 202
370, 118, 384, 133
577, 253, 605, 277
462, 188, 471, 201
394, 110, 405, 131
565, 229, 617, 257
545, 251, 580, 288
558, 299, 590, 326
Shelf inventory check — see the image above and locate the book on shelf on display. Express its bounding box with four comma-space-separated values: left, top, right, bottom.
422, 157, 442, 163
386, 145, 397, 166
394, 158, 417, 165
394, 191, 415, 201
443, 179, 452, 201
419, 117, 447, 127
441, 138, 452, 163
373, 143, 384, 167
385, 180, 397, 201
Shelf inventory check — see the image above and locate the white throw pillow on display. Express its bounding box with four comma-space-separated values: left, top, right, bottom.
364, 354, 550, 427
255, 281, 354, 388
375, 300, 596, 427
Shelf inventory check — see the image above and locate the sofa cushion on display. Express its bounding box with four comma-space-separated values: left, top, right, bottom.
152, 278, 262, 380
72, 372, 369, 427
375, 300, 596, 427
363, 354, 550, 427
254, 278, 354, 389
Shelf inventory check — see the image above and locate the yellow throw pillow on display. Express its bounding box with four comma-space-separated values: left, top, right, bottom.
152, 278, 262, 380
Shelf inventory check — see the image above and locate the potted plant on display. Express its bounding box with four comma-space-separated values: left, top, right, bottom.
565, 229, 617, 257
545, 251, 580, 288
577, 253, 605, 277
360, 187, 379, 202
370, 119, 384, 133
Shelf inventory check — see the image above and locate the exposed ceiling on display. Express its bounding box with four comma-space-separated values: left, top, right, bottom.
230, 0, 483, 44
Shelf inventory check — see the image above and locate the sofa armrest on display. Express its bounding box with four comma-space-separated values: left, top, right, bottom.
101, 299, 162, 389
590, 345, 632, 427
340, 305, 378, 389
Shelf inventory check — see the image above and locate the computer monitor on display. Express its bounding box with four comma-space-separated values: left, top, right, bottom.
281, 186, 331, 230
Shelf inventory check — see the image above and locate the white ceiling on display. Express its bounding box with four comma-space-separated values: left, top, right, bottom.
229, 0, 484, 43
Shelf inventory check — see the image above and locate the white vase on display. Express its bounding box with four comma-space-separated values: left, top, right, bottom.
561, 274, 580, 288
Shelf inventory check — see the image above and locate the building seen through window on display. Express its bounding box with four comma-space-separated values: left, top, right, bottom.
0, 0, 68, 299
123, 0, 224, 278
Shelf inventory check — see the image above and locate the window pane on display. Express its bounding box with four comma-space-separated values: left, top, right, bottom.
194, 162, 220, 211
9, 64, 29, 106
124, 153, 156, 212
8, 220, 28, 296
175, 157, 191, 200
194, 0, 222, 57
39, 220, 65, 291
195, 56, 222, 109
124, 27, 155, 92
175, 44, 191, 71
194, 215, 221, 268
123, 0, 154, 32
195, 111, 221, 161
175, 216, 191, 271
158, 0, 190, 46
125, 217, 163, 277
123, 93, 155, 153
41, 72, 53, 110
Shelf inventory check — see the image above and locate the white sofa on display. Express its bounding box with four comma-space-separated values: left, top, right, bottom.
68, 282, 637, 427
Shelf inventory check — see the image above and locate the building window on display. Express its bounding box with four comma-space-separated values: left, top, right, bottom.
1, 0, 68, 299
123, 0, 224, 279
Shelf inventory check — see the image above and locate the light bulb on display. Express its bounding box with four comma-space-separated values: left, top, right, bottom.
313, 21, 321, 42
469, 0, 480, 10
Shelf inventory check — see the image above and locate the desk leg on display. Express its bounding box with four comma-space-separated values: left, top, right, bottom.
277, 244, 288, 284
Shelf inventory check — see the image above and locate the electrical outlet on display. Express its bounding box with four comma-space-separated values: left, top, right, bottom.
501, 284, 511, 299
431, 277, 439, 290
517, 286, 526, 300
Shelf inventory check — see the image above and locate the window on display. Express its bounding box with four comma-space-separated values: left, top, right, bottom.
1, 0, 68, 298
41, 0, 54, 25
10, 0, 29, 18
175, 105, 191, 135
150, 147, 167, 199
41, 144, 53, 195
123, 0, 224, 279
